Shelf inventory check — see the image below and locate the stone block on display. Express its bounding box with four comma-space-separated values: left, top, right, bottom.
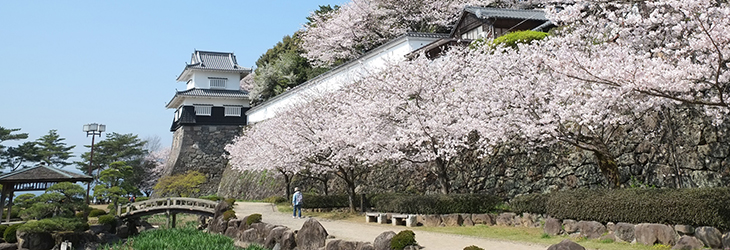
544, 218, 562, 236
578, 221, 606, 239
694, 226, 722, 249
671, 235, 704, 250
614, 223, 635, 242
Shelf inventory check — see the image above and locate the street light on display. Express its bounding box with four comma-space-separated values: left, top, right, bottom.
83, 123, 105, 204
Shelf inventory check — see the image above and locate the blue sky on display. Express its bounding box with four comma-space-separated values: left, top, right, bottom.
0, 1, 345, 168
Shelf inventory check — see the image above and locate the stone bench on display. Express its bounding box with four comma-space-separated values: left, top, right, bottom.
365, 213, 381, 223
391, 214, 417, 227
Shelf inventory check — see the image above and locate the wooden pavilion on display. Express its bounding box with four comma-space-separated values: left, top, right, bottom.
0, 164, 92, 223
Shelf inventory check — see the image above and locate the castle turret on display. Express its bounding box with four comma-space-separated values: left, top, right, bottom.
166, 50, 252, 130
160, 50, 251, 197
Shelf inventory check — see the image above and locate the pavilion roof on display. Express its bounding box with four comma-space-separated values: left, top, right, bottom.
0, 165, 92, 184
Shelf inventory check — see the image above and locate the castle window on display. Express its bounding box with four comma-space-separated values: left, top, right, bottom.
209, 77, 227, 88
224, 106, 242, 117
194, 104, 213, 116
174, 108, 181, 121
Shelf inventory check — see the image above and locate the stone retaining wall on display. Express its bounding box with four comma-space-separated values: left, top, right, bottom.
160, 125, 242, 197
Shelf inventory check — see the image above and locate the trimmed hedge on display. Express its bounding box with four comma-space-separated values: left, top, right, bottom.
546, 188, 730, 230
18, 217, 89, 233
372, 193, 503, 214
88, 209, 107, 217
390, 230, 417, 250
301, 194, 363, 209
98, 215, 117, 227
509, 193, 548, 215
246, 214, 262, 225
222, 210, 237, 221
4, 224, 20, 243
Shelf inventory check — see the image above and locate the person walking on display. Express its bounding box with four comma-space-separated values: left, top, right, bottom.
292, 187, 303, 218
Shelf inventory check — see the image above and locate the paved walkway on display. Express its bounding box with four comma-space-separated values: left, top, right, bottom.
233, 202, 548, 250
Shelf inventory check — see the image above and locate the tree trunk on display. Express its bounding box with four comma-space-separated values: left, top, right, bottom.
435, 158, 451, 194
336, 166, 357, 213
282, 170, 292, 202
594, 151, 620, 188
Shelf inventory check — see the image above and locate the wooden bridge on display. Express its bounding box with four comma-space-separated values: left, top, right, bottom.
117, 197, 218, 228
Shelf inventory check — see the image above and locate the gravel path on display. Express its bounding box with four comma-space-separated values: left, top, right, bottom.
233, 202, 548, 250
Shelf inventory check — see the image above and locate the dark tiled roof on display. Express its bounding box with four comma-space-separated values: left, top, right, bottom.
175, 88, 249, 98
187, 50, 246, 71
177, 50, 252, 81
0, 165, 92, 182
463, 6, 548, 21
166, 88, 250, 108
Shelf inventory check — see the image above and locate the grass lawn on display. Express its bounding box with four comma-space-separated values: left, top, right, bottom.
419, 225, 672, 250
276, 203, 671, 250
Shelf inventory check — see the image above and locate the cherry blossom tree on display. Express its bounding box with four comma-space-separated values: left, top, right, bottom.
300, 0, 491, 66
140, 147, 169, 196
226, 118, 305, 200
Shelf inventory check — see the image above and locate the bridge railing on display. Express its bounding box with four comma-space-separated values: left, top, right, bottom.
117, 197, 219, 217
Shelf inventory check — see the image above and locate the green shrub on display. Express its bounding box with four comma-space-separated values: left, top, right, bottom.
0, 224, 7, 238
372, 193, 503, 214
509, 193, 548, 214
464, 246, 484, 250
89, 209, 108, 217
471, 30, 548, 50
246, 213, 262, 225
225, 198, 236, 206
263, 196, 286, 204
200, 194, 223, 202
98, 215, 118, 227
17, 217, 88, 233
222, 210, 236, 221
136, 196, 150, 202
4, 224, 20, 243
301, 194, 363, 209
547, 188, 730, 230
390, 230, 417, 250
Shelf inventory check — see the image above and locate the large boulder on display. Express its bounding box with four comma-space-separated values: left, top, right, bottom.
724, 233, 730, 250
577, 221, 606, 239
547, 239, 585, 250
280, 230, 297, 250
325, 240, 367, 250
264, 226, 288, 249
441, 214, 463, 227
520, 213, 540, 228
614, 223, 635, 242
635, 223, 677, 246
373, 231, 395, 250
671, 235, 704, 250
240, 228, 259, 243
52, 231, 97, 249
562, 220, 579, 234
421, 215, 442, 227
544, 218, 562, 236
296, 218, 328, 250
472, 214, 494, 226
461, 214, 474, 226
17, 231, 54, 250
0, 243, 16, 250
97, 232, 121, 246
356, 242, 375, 250
694, 226, 722, 249
496, 213, 516, 226
674, 225, 694, 236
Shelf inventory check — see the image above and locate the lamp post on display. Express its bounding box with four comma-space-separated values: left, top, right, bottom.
83, 123, 105, 205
